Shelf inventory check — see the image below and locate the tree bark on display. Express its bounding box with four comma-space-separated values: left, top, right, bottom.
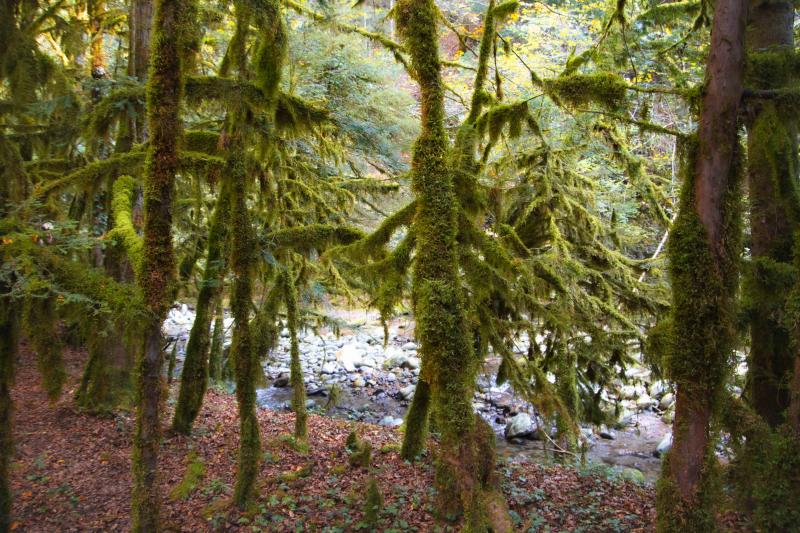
172, 181, 230, 434
744, 0, 798, 427
658, 0, 747, 528
131, 0, 194, 529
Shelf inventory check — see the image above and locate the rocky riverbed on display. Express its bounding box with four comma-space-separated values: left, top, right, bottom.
164, 304, 674, 483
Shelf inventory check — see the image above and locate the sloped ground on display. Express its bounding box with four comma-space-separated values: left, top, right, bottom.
9, 344, 663, 532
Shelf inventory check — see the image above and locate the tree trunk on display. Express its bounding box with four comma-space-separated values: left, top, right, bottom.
284, 268, 308, 441
228, 133, 261, 508
131, 0, 194, 528
0, 295, 19, 533
395, 2, 506, 529
208, 299, 225, 383
744, 0, 798, 428
657, 0, 747, 528
172, 181, 230, 434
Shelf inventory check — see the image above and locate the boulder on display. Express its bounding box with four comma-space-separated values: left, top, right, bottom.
659, 392, 675, 410
398, 384, 416, 400
379, 416, 403, 427
504, 413, 536, 440
655, 432, 673, 457
321, 362, 339, 374
272, 374, 290, 388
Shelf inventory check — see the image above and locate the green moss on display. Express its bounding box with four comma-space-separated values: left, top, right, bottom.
173, 180, 230, 435
636, 1, 701, 26
544, 72, 628, 110
208, 300, 225, 383
284, 267, 308, 441
23, 297, 66, 401
362, 477, 384, 527
169, 451, 205, 500
345, 430, 373, 467
400, 378, 430, 460
35, 149, 145, 199
107, 175, 144, 276
132, 0, 197, 528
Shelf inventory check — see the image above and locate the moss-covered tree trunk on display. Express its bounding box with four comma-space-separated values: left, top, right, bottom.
172, 181, 230, 434
0, 294, 19, 533
208, 298, 225, 383
395, 2, 508, 530
656, 0, 746, 529
744, 0, 799, 428
283, 268, 308, 441
227, 132, 261, 508
131, 0, 195, 529
400, 378, 430, 460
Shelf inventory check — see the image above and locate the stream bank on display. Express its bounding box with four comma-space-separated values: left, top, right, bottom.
164, 304, 672, 483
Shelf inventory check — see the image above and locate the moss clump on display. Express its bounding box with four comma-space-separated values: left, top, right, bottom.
169, 451, 205, 500
107, 175, 144, 276
345, 430, 373, 468
362, 476, 384, 527
544, 73, 628, 110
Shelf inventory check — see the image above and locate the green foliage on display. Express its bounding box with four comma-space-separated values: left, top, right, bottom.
23, 297, 66, 401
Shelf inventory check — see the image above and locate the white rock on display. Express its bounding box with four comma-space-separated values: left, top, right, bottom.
406, 356, 421, 369
399, 384, 416, 400
504, 413, 535, 439
379, 416, 403, 427
656, 433, 673, 456
659, 392, 675, 410
321, 362, 338, 374
636, 394, 656, 410
401, 341, 417, 351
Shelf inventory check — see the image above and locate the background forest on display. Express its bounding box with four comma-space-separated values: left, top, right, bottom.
1, 0, 799, 531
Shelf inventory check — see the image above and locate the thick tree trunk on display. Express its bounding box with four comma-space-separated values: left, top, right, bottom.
657, 0, 747, 529
284, 268, 308, 441
0, 296, 19, 533
395, 2, 507, 530
744, 0, 798, 428
131, 0, 194, 529
172, 181, 230, 434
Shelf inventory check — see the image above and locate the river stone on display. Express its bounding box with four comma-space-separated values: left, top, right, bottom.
659, 392, 675, 410
401, 341, 417, 351
621, 385, 637, 400
399, 384, 416, 400
599, 426, 616, 440
504, 413, 535, 440
620, 468, 646, 484
405, 356, 421, 369
636, 394, 656, 410
384, 351, 409, 370
353, 376, 365, 388
321, 362, 338, 374
272, 374, 290, 388
385, 373, 397, 383
655, 433, 673, 457
379, 416, 403, 427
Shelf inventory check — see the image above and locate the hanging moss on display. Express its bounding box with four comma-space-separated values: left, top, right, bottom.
636, 1, 701, 26
23, 297, 66, 401
34, 149, 145, 199
543, 72, 628, 110
172, 180, 231, 434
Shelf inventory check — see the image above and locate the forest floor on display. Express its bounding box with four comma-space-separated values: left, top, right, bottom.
8, 343, 739, 532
